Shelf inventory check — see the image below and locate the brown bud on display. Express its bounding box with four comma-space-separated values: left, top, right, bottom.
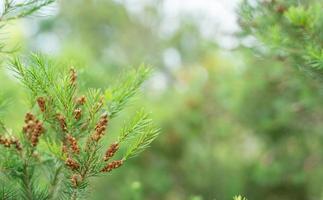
91, 113, 109, 142
0, 136, 23, 151
37, 97, 46, 112
56, 114, 68, 132
70, 68, 77, 86
65, 157, 80, 170
76, 96, 86, 105
24, 112, 35, 123
66, 134, 80, 154
15, 141, 23, 151
71, 174, 82, 187
104, 142, 119, 161
73, 108, 82, 120
101, 160, 123, 173
22, 112, 45, 147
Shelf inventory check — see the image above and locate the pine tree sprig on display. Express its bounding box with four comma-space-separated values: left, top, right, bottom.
118, 110, 152, 143
4, 54, 159, 199
105, 65, 151, 119
0, 0, 55, 54
124, 125, 160, 160
0, 0, 55, 22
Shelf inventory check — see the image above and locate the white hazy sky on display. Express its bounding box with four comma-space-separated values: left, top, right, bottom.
163, 0, 240, 33
123, 0, 241, 48
1, 0, 240, 34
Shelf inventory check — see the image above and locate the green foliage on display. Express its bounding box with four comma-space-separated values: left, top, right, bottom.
105, 66, 151, 119
239, 0, 323, 75
0, 4, 160, 197
233, 195, 247, 200
2, 0, 322, 199
124, 124, 160, 159
237, 1, 323, 199
285, 6, 313, 27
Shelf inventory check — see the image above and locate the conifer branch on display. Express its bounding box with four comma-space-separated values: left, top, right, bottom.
124, 125, 160, 160
0, 0, 55, 22
239, 0, 323, 76
105, 65, 151, 119
3, 54, 159, 199
118, 110, 152, 143
0, 2, 160, 198
0, 1, 55, 54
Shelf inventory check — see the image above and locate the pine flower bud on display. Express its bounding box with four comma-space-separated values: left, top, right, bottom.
65, 157, 80, 170
14, 140, 22, 151
71, 174, 82, 187
37, 97, 46, 112
0, 136, 10, 147
24, 112, 35, 123
0, 136, 23, 151
104, 142, 119, 161
73, 108, 82, 120
66, 134, 80, 154
70, 68, 77, 86
76, 95, 86, 105
22, 113, 45, 147
56, 113, 68, 132
91, 113, 108, 142
101, 160, 123, 173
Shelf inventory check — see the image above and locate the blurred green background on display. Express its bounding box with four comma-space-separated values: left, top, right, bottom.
1, 0, 323, 199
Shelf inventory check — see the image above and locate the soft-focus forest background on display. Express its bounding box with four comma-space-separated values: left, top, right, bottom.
1, 0, 323, 199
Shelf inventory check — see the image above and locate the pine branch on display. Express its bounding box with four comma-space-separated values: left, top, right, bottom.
118, 110, 152, 143
47, 162, 64, 200
3, 54, 159, 199
124, 125, 160, 160
238, 0, 323, 76
21, 162, 34, 200
0, 0, 55, 54
105, 65, 151, 119
0, 0, 55, 22
0, 176, 18, 200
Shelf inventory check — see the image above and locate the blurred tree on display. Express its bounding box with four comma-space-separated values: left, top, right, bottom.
1, 0, 322, 199
237, 0, 323, 199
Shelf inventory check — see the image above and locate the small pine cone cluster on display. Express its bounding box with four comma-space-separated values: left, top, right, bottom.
73, 108, 82, 120
76, 95, 86, 105
101, 160, 123, 173
56, 113, 68, 132
0, 135, 22, 151
66, 134, 80, 154
37, 97, 46, 112
22, 112, 45, 147
71, 174, 82, 187
65, 157, 80, 170
70, 68, 77, 86
91, 113, 108, 142
104, 142, 119, 161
